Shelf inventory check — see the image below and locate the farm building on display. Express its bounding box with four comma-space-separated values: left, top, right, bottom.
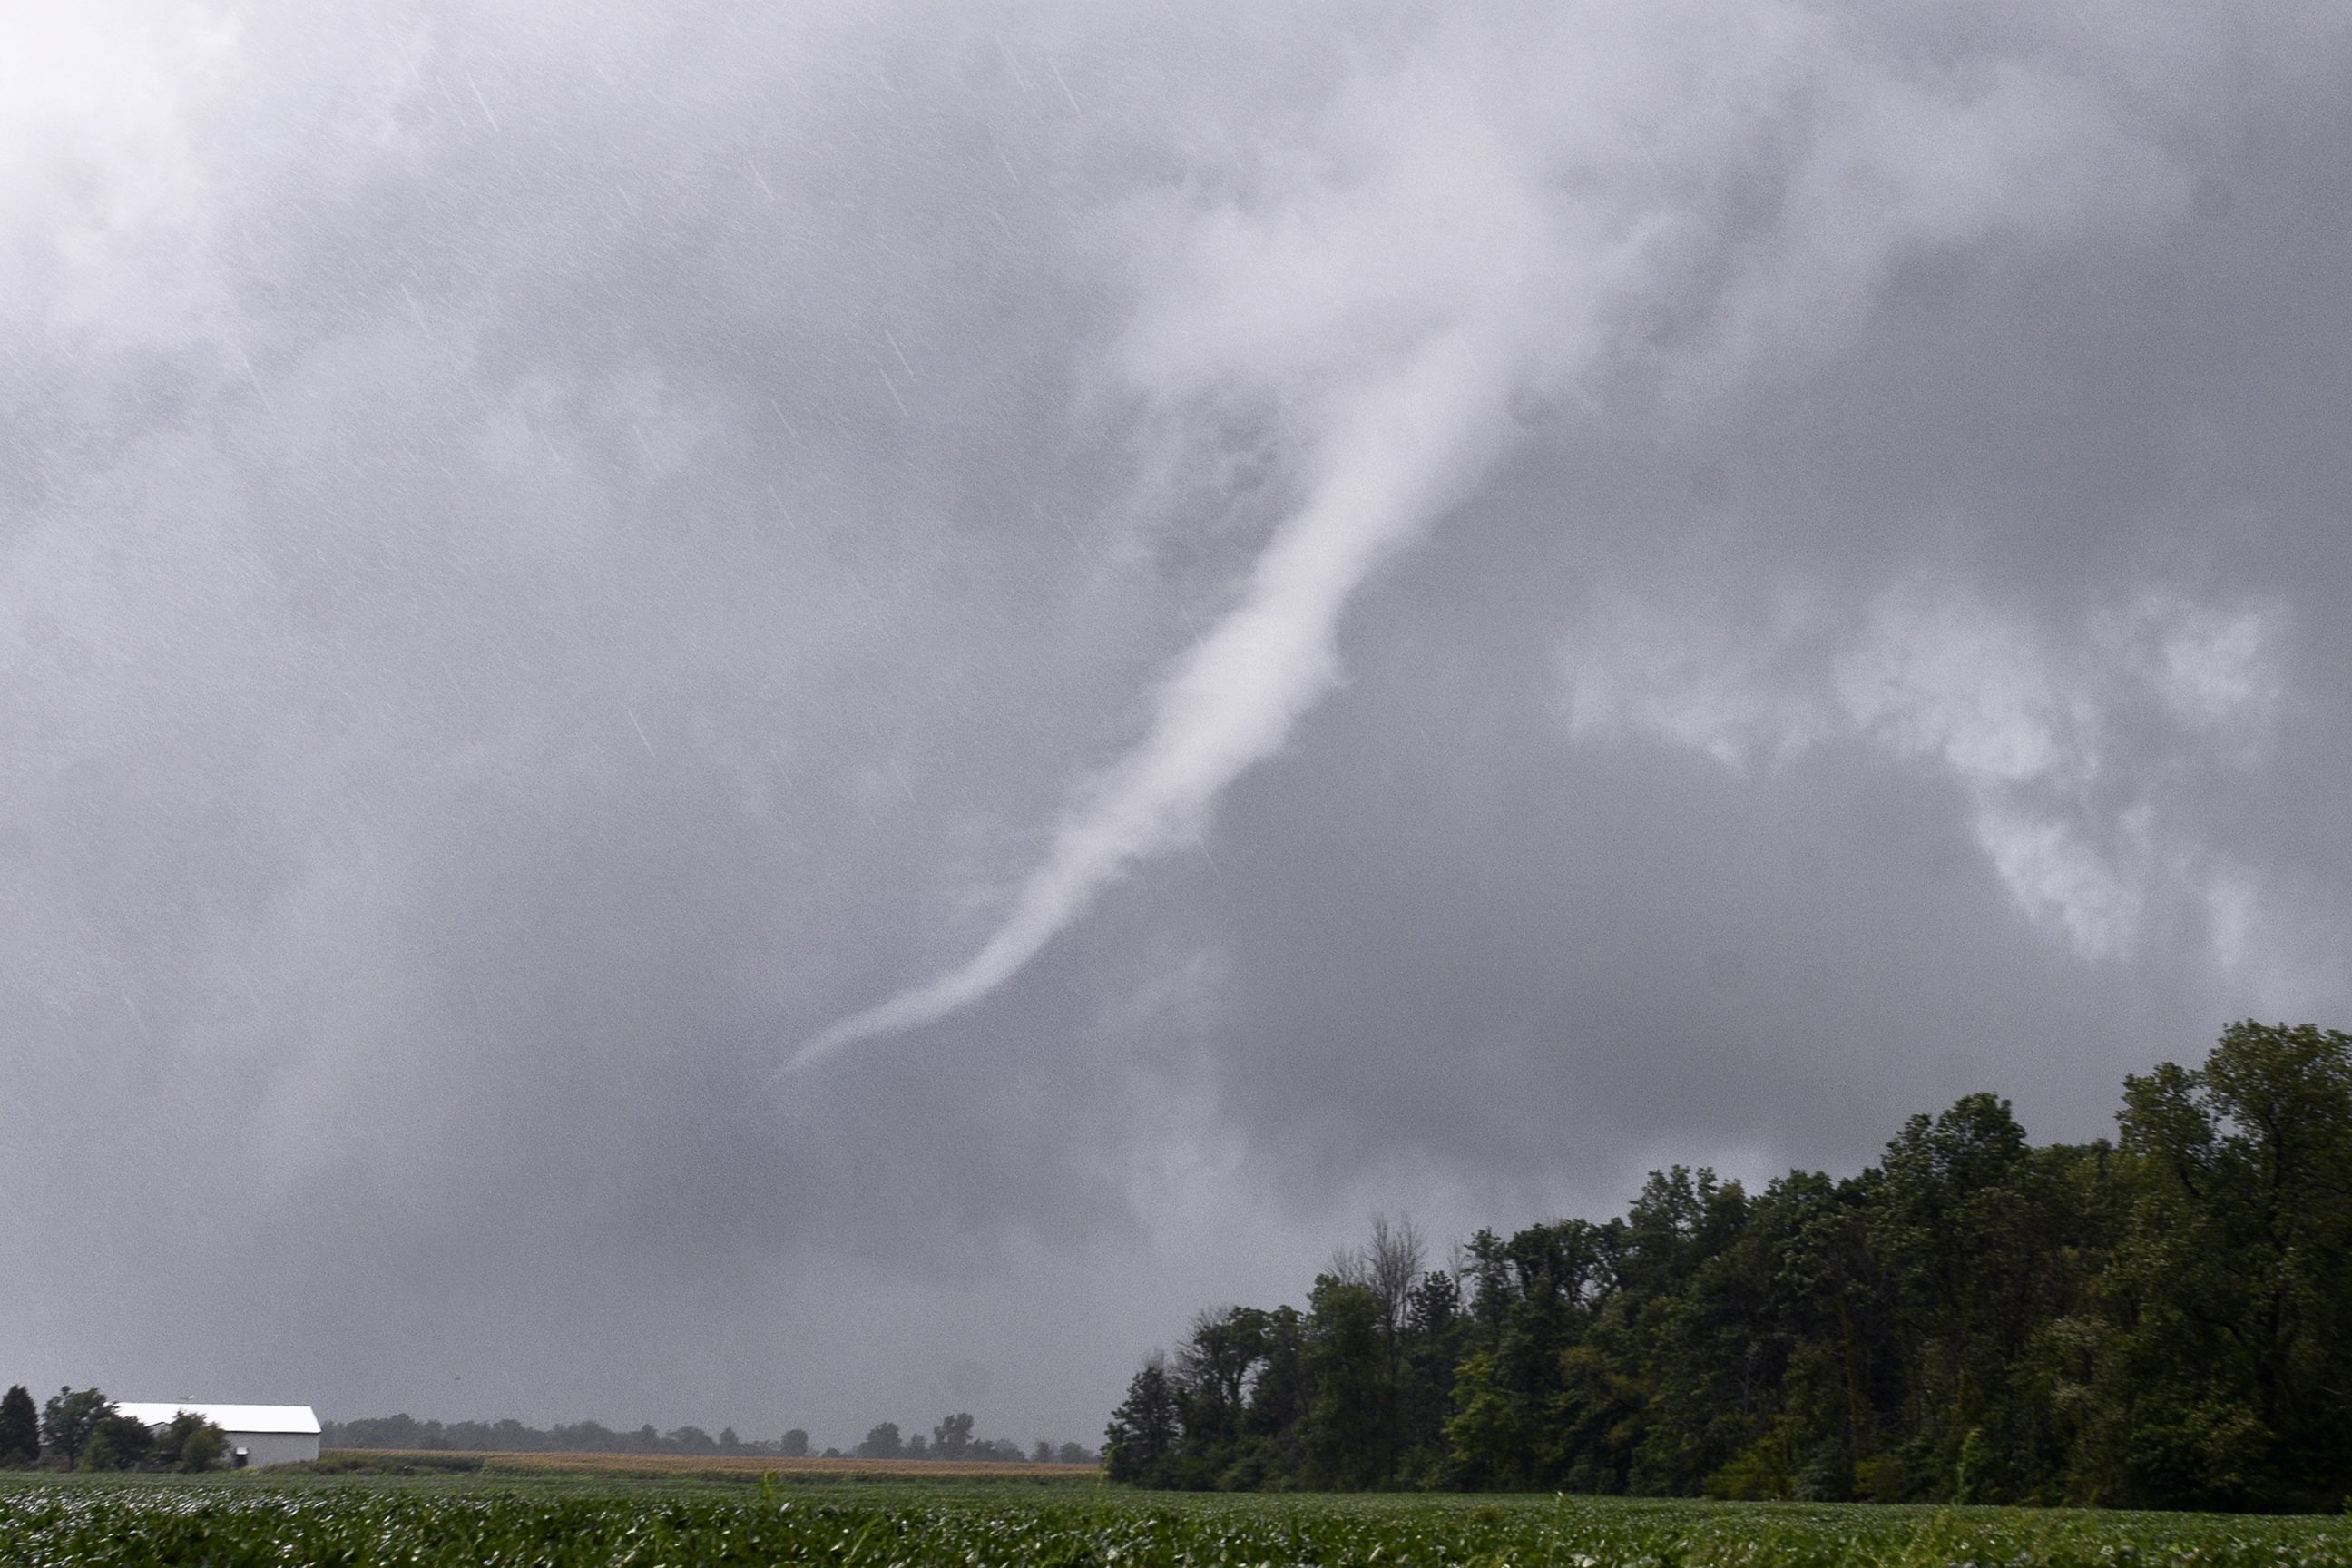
113, 1403, 321, 1468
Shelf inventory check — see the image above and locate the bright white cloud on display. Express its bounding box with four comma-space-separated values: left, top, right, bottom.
1560, 582, 2285, 969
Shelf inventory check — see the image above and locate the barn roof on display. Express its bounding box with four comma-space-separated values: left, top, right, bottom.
114, 1403, 321, 1436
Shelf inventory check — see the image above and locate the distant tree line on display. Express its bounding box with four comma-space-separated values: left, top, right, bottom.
848, 1412, 1093, 1465
1104, 1022, 2352, 1513
325, 1410, 1095, 1465
324, 1414, 779, 1455
0, 1386, 228, 1473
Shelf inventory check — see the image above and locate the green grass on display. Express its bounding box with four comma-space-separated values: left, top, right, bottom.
1, 1474, 2347, 1566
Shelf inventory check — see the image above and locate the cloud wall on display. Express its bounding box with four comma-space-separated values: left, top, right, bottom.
0, 0, 2348, 1447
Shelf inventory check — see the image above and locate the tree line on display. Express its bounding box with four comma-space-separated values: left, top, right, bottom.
1102, 1022, 2352, 1512
848, 1413, 1093, 1465
0, 1387, 230, 1472
326, 1410, 1095, 1465
325, 1413, 789, 1455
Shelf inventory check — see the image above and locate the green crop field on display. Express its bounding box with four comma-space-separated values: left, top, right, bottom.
2, 1475, 2348, 1567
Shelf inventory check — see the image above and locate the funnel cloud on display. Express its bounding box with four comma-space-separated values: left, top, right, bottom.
791, 3, 2182, 1070
789, 330, 1518, 1071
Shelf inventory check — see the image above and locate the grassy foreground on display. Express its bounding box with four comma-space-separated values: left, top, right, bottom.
1, 1473, 2348, 1567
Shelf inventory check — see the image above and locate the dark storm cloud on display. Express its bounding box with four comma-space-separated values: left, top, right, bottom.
4, 0, 2350, 1445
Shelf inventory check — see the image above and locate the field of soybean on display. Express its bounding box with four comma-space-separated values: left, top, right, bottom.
4, 1478, 2351, 1568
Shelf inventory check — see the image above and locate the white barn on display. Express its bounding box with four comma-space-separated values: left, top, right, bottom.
115, 1403, 322, 1469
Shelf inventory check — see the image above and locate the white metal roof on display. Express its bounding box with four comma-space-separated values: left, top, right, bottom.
114, 1403, 321, 1436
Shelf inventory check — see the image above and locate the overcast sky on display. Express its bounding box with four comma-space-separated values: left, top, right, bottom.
5, 0, 2350, 1449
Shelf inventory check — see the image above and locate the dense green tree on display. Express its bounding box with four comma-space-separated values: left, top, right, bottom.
40, 1388, 109, 1470
931, 1412, 975, 1459
1167, 1306, 1273, 1486
1108, 1022, 2352, 1513
78, 1411, 155, 1472
1447, 1217, 1613, 1488
1859, 1094, 2099, 1501
2090, 1023, 2352, 1510
1299, 1275, 1391, 1488
1102, 1355, 1181, 1484
855, 1422, 901, 1459
152, 1412, 229, 1473
1397, 1268, 1466, 1483
0, 1386, 36, 1467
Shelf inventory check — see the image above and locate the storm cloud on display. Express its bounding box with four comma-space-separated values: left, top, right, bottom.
5, 0, 2351, 1446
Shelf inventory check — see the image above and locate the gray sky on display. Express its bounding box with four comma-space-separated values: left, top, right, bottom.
5, 0, 2351, 1448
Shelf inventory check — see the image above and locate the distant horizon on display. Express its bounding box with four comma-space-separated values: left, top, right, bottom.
315, 1409, 1099, 1464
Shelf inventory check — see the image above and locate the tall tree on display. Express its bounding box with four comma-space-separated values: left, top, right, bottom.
1172, 1305, 1269, 1485
0, 1386, 36, 1467
1397, 1266, 1466, 1482
1103, 1355, 1181, 1485
2094, 1022, 2352, 1510
1867, 1093, 2086, 1501
931, 1412, 975, 1459
39, 1388, 110, 1470
1299, 1275, 1391, 1488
